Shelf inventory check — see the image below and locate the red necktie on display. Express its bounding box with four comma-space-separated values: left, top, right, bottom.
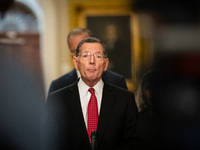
87, 88, 98, 142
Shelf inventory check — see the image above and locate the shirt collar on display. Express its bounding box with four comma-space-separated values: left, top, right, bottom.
78, 78, 104, 97
76, 70, 81, 78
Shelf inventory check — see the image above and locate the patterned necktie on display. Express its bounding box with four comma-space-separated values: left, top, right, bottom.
87, 88, 98, 143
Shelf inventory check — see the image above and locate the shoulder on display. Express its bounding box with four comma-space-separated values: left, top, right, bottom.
104, 82, 134, 97
50, 80, 77, 96
52, 68, 77, 83
48, 69, 78, 93
104, 82, 137, 112
47, 81, 78, 103
102, 70, 127, 89
103, 70, 124, 79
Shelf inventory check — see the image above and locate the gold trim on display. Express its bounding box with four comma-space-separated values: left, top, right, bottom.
78, 8, 140, 93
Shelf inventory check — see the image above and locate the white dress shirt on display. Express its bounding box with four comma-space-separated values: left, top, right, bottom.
78, 77, 104, 128
76, 70, 81, 78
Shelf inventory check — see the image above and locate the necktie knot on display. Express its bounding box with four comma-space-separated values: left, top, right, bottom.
88, 88, 95, 95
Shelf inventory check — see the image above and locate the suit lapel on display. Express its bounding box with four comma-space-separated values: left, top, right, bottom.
97, 82, 115, 144
65, 81, 116, 148
67, 82, 90, 148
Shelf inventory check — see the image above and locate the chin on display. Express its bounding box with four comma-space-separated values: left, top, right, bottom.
86, 73, 96, 78
87, 76, 97, 80
86, 75, 100, 81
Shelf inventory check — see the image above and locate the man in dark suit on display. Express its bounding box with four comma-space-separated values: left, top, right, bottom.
48, 28, 127, 94
41, 37, 141, 150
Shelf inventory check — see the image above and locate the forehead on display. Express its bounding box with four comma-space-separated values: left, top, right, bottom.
80, 43, 103, 53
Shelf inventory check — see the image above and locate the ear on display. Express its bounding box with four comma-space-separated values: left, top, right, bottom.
73, 56, 79, 70
103, 58, 109, 71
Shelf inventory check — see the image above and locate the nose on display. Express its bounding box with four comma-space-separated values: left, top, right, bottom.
89, 54, 95, 64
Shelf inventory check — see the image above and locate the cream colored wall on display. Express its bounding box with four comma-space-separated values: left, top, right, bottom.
37, 0, 134, 96
38, 0, 71, 96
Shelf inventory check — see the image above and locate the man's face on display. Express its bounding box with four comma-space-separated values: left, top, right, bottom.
68, 32, 89, 59
73, 43, 109, 87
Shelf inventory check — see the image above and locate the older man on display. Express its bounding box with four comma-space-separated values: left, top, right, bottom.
48, 28, 127, 94
41, 37, 141, 150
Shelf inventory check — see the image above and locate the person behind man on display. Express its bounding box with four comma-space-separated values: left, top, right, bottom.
41, 37, 141, 150
48, 28, 127, 93
136, 69, 168, 150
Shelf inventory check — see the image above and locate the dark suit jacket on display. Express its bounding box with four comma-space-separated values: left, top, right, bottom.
48, 69, 127, 93
42, 81, 141, 150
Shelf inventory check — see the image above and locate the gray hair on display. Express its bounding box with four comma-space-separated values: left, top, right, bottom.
76, 37, 107, 58
67, 28, 94, 42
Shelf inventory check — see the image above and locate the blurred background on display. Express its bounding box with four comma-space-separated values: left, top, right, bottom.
1, 0, 200, 95
1, 0, 200, 149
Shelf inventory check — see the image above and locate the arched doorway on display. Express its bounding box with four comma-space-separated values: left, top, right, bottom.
0, 1, 45, 99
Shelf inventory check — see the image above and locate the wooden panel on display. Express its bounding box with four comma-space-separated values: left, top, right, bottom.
0, 33, 45, 100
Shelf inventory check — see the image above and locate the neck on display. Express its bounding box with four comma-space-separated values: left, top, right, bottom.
82, 78, 100, 87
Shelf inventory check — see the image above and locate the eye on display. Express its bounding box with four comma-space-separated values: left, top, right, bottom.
96, 54, 102, 58
82, 53, 88, 58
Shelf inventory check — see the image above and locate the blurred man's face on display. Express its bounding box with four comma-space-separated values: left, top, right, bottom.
67, 32, 89, 59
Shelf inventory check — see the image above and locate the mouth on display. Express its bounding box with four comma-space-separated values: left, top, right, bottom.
87, 69, 96, 72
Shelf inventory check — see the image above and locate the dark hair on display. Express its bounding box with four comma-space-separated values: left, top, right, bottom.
138, 69, 168, 113
76, 37, 107, 58
67, 27, 94, 42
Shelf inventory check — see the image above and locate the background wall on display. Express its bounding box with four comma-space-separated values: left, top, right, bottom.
38, 0, 135, 95
3, 0, 199, 97
38, 0, 70, 95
